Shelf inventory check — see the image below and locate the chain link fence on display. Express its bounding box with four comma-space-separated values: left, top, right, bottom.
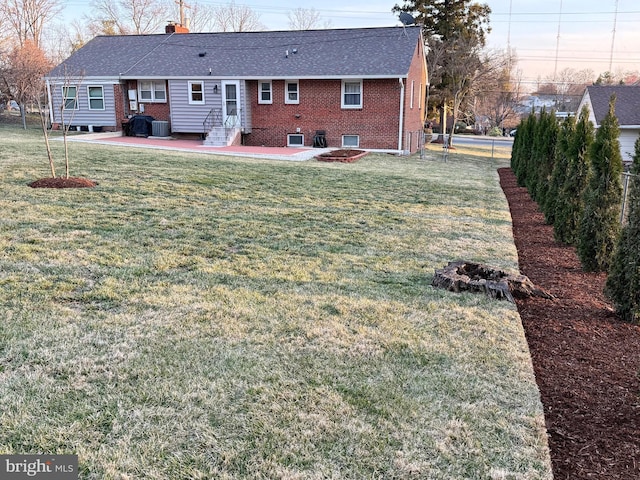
621, 171, 636, 224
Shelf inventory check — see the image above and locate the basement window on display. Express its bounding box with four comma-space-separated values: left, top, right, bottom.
287, 133, 304, 147
342, 135, 360, 148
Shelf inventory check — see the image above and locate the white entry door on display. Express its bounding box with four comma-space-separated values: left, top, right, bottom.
222, 81, 240, 128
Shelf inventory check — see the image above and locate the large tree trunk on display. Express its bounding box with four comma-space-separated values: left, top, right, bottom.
431, 260, 555, 303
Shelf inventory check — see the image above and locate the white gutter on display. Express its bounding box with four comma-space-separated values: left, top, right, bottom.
398, 77, 405, 152
120, 75, 407, 81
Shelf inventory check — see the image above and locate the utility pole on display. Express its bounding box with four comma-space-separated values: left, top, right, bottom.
175, 0, 191, 27
554, 0, 563, 80
609, 0, 619, 73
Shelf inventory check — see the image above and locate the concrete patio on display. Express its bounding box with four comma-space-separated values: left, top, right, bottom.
63, 132, 332, 161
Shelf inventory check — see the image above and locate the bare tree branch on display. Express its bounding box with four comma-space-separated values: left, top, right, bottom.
287, 8, 321, 31
0, 0, 61, 48
212, 1, 264, 32
87, 0, 171, 35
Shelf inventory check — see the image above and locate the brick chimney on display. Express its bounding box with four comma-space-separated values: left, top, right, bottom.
165, 21, 189, 34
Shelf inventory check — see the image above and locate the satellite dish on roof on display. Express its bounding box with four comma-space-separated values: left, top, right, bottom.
399, 12, 415, 26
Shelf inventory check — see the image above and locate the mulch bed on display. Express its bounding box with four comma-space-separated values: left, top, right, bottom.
499, 167, 640, 480
316, 149, 368, 163
28, 177, 97, 188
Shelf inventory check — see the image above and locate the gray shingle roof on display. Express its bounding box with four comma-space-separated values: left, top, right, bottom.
49, 26, 422, 79
586, 85, 640, 126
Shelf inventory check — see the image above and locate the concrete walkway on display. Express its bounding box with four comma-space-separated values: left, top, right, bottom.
64, 132, 332, 161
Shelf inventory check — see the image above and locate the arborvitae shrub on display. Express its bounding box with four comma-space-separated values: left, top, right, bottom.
534, 110, 559, 209
605, 136, 640, 323
543, 115, 574, 224
577, 95, 623, 272
554, 106, 594, 245
527, 108, 548, 198
514, 114, 537, 187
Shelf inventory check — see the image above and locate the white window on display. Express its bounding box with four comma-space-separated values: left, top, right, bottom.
287, 133, 304, 146
62, 86, 78, 110
87, 86, 105, 110
189, 81, 205, 104
285, 80, 299, 104
410, 80, 415, 109
419, 82, 423, 109
258, 80, 272, 104
342, 135, 360, 148
138, 81, 166, 102
342, 80, 362, 109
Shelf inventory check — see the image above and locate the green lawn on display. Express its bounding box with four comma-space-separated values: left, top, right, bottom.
0, 126, 551, 479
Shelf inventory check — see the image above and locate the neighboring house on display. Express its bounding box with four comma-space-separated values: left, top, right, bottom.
577, 85, 640, 163
46, 25, 428, 153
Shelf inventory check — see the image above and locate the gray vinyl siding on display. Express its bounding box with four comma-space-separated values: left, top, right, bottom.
168, 79, 249, 134
619, 129, 639, 163
50, 80, 118, 128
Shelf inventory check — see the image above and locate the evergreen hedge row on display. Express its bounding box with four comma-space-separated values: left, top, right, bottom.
509, 94, 637, 323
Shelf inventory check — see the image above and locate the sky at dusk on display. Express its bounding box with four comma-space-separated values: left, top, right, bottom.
58, 0, 640, 85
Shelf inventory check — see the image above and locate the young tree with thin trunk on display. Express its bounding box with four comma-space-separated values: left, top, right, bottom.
36, 80, 56, 178
577, 95, 623, 272
48, 65, 83, 179
605, 136, 640, 323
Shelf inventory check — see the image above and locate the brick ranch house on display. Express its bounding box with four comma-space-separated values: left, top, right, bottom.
46, 25, 428, 153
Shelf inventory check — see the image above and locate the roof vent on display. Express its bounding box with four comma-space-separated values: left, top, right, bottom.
199, 52, 206, 57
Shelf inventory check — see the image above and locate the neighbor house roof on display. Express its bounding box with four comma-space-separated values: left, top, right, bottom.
49, 26, 423, 80
583, 85, 640, 127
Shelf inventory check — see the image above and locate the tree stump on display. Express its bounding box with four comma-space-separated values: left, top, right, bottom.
431, 260, 555, 303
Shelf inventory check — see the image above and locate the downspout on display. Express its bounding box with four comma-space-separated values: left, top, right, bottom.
46, 79, 53, 125
398, 77, 405, 152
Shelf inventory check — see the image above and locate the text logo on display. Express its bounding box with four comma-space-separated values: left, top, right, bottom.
0, 455, 77, 479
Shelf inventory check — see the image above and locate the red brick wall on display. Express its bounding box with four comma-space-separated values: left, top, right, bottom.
139, 101, 170, 123
117, 80, 171, 131
113, 83, 125, 132
402, 39, 428, 152
246, 79, 402, 150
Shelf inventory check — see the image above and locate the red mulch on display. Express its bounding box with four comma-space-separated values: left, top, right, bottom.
499, 167, 640, 480
28, 177, 97, 188
316, 149, 368, 163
